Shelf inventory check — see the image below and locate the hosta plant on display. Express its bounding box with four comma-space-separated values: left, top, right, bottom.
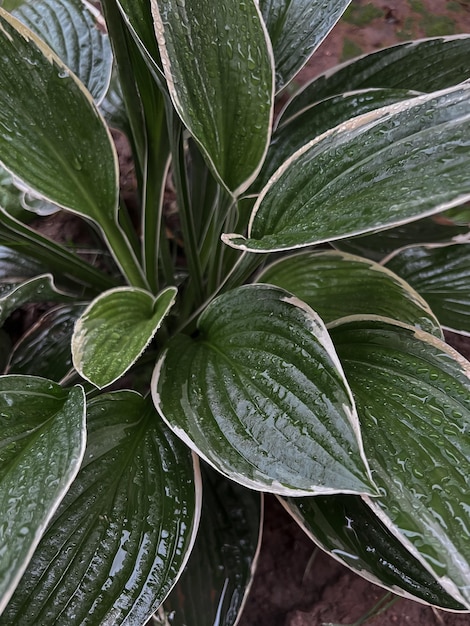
0, 0, 470, 623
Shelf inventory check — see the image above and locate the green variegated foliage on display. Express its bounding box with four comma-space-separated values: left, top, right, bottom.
0, 0, 469, 623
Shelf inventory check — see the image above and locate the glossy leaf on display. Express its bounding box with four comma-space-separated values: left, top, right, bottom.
0, 165, 57, 220
384, 244, 470, 336
153, 284, 375, 497
0, 245, 47, 284
160, 463, 262, 626
0, 274, 73, 326
257, 88, 418, 191
257, 250, 442, 337
259, 0, 351, 92
151, 0, 274, 195
7, 304, 84, 380
283, 494, 465, 610
72, 286, 177, 388
0, 376, 86, 613
281, 35, 470, 123
223, 84, 470, 252
334, 215, 470, 262
1, 391, 201, 625
12, 0, 112, 103
331, 317, 470, 608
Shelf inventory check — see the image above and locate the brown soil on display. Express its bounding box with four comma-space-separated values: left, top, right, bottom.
238, 2, 470, 625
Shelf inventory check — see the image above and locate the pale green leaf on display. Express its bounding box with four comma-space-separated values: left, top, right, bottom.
384, 244, 470, 336
151, 0, 274, 195
0, 274, 74, 326
1, 391, 201, 625
160, 463, 262, 626
281, 35, 470, 123
0, 376, 86, 613
153, 284, 375, 497
257, 250, 442, 337
331, 317, 470, 608
7, 304, 84, 380
0, 165, 58, 220
72, 286, 177, 388
223, 84, 470, 252
12, 0, 112, 103
259, 0, 351, 92
283, 494, 465, 610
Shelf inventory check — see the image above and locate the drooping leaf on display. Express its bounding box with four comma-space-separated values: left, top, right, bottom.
0, 165, 58, 220
151, 0, 274, 195
259, 0, 351, 92
334, 215, 469, 262
160, 463, 262, 626
153, 284, 375, 497
330, 317, 470, 608
384, 244, 470, 336
282, 494, 465, 610
72, 286, 177, 388
7, 304, 84, 380
0, 376, 86, 613
1, 391, 200, 625
281, 35, 470, 123
12, 0, 112, 103
223, 84, 470, 253
0, 274, 73, 326
257, 250, 441, 337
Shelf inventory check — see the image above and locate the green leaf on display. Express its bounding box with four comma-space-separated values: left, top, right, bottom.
0, 274, 74, 326
223, 84, 470, 252
259, 0, 351, 92
7, 304, 84, 380
1, 391, 201, 625
384, 244, 470, 336
0, 245, 47, 283
281, 34, 470, 123
153, 284, 375, 497
160, 463, 262, 626
334, 215, 470, 262
256, 88, 418, 191
151, 0, 274, 195
0, 165, 58, 220
12, 0, 112, 103
283, 494, 465, 610
72, 286, 177, 388
0, 376, 86, 613
330, 317, 470, 608
257, 250, 442, 337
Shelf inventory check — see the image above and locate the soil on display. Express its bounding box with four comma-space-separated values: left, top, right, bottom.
238, 2, 470, 625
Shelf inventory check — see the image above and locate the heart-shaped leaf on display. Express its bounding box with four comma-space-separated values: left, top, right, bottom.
72, 286, 177, 388
12, 0, 112, 103
160, 463, 262, 626
0, 376, 86, 613
330, 317, 470, 608
151, 0, 274, 195
223, 84, 470, 252
281, 35, 470, 123
257, 250, 441, 337
153, 284, 375, 497
384, 244, 470, 336
259, 0, 351, 92
282, 494, 465, 610
1, 391, 201, 625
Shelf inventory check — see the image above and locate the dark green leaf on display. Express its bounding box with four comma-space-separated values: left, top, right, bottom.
160, 463, 262, 626
257, 250, 442, 337
153, 284, 375, 497
72, 286, 177, 388
385, 244, 470, 336
281, 35, 470, 123
331, 317, 470, 608
1, 391, 200, 625
259, 0, 351, 92
224, 84, 470, 252
151, 0, 274, 194
0, 376, 85, 612
283, 494, 465, 610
